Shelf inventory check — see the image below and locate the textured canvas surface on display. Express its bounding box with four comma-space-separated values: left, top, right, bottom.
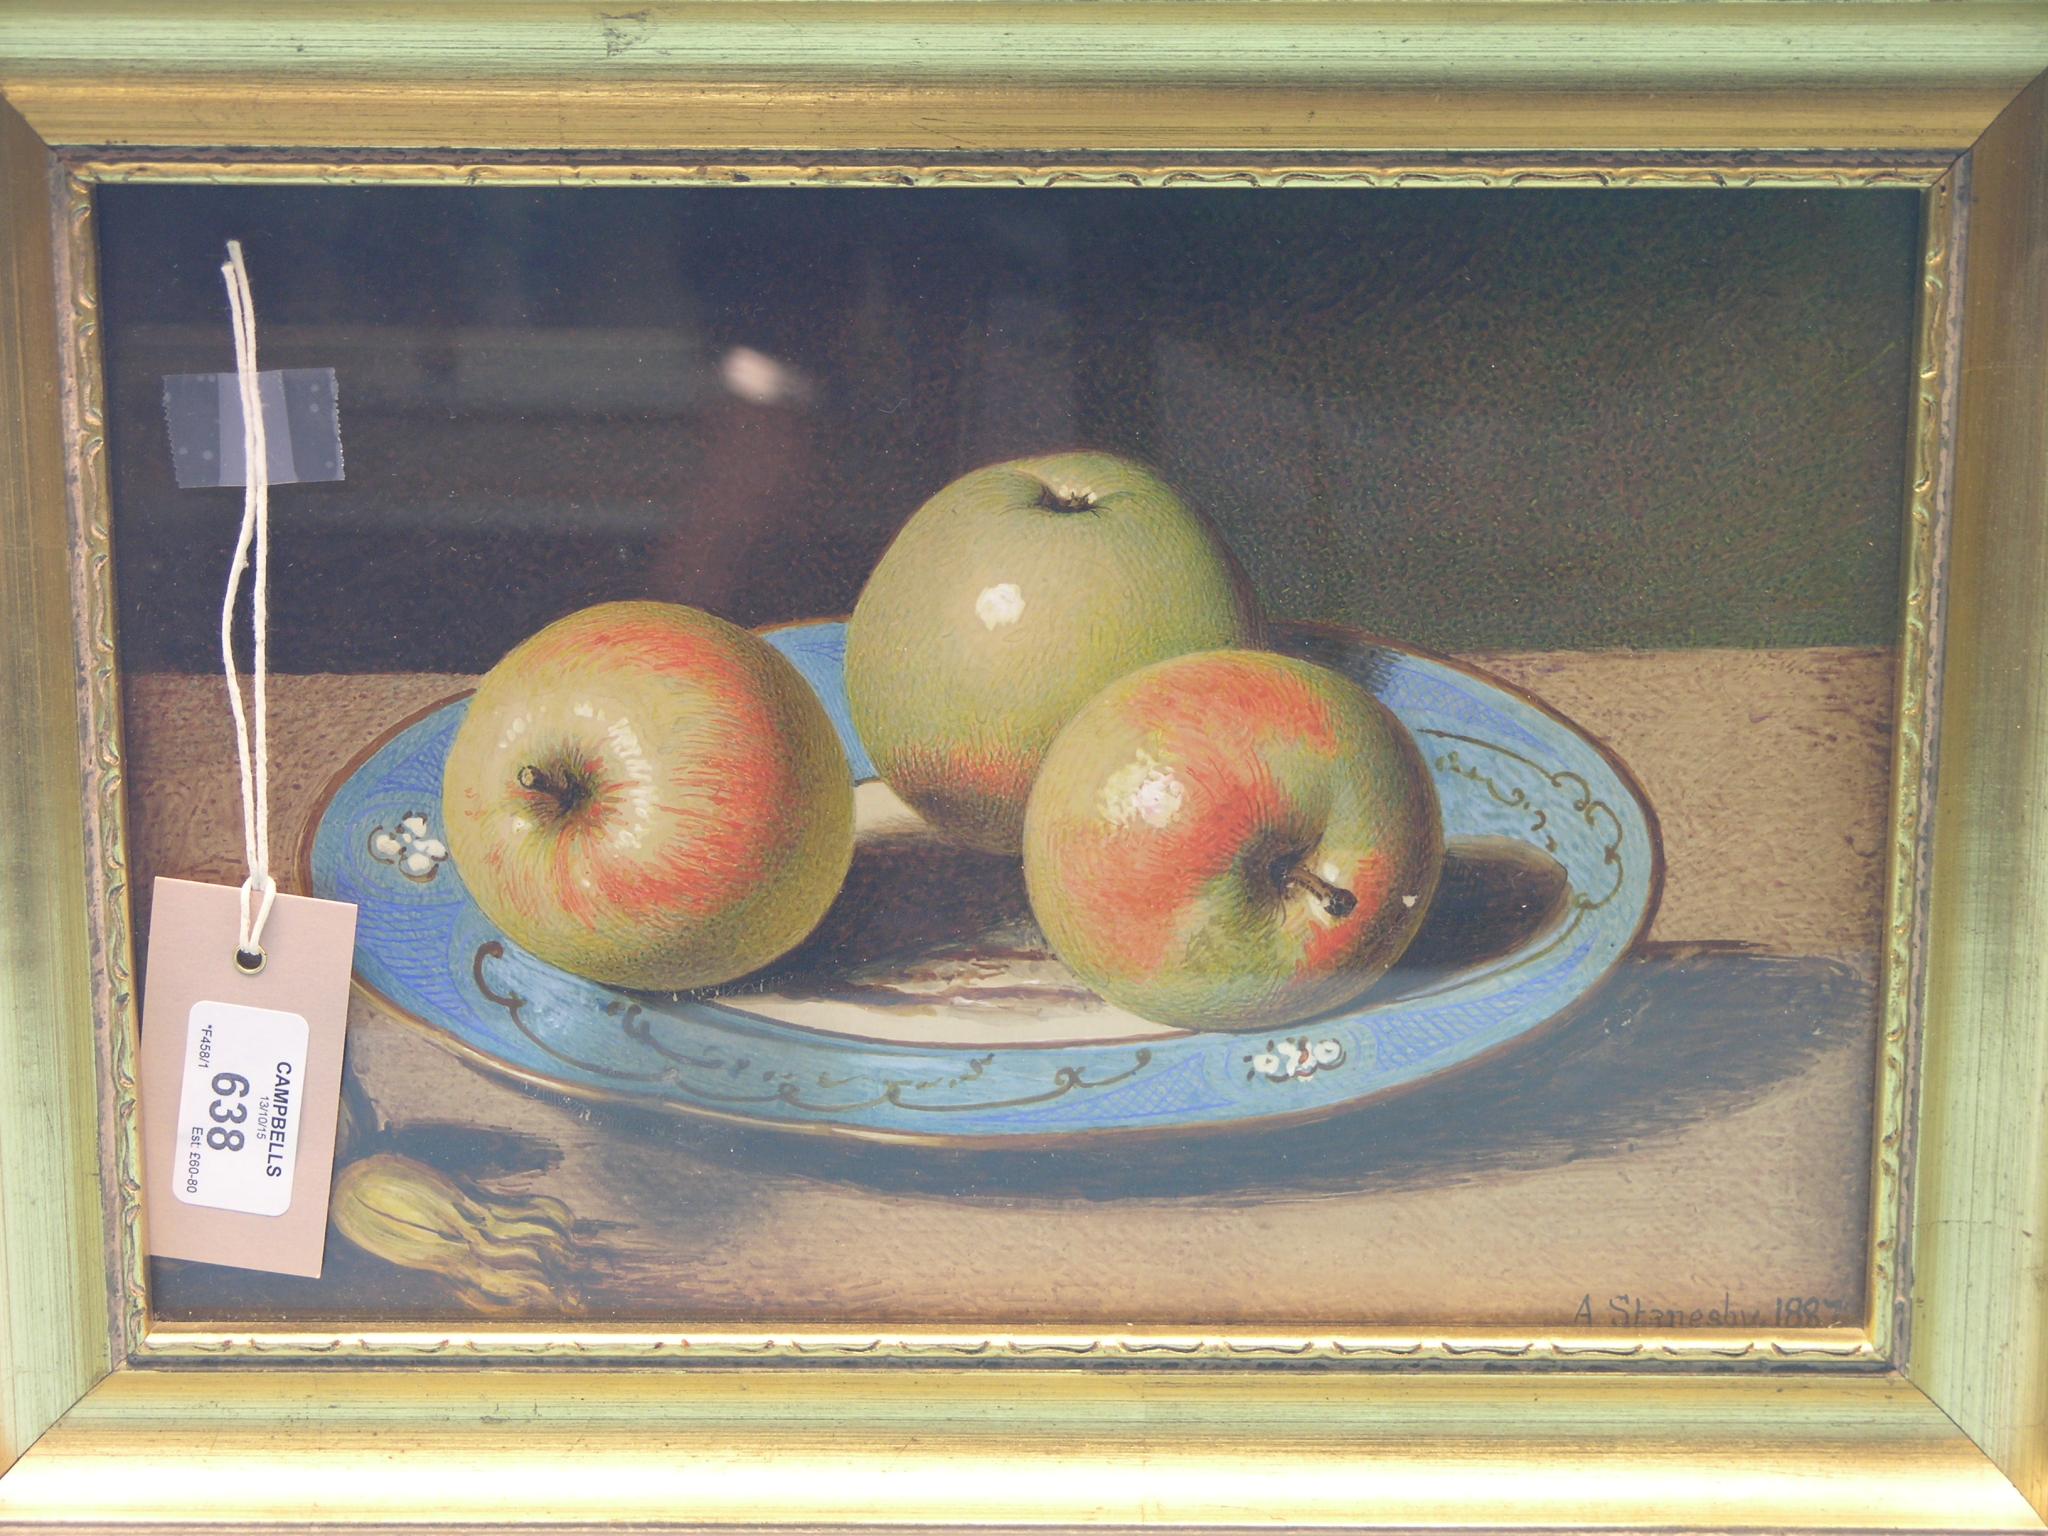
100, 185, 1911, 1329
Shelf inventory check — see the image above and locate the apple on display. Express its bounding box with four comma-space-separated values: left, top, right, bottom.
1021, 649, 1443, 1030
441, 601, 854, 990
844, 451, 1264, 852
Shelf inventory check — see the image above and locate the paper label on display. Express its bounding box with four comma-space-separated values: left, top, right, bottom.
171, 1000, 311, 1217
141, 877, 357, 1277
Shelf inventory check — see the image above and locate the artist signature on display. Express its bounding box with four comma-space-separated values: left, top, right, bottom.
1571, 1292, 1852, 1327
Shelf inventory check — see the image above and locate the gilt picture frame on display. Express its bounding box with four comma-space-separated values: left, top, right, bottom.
4, 4, 2048, 1530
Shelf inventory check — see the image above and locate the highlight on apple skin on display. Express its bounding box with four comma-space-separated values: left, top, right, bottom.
440, 601, 854, 991
844, 450, 1265, 854
1021, 649, 1445, 1031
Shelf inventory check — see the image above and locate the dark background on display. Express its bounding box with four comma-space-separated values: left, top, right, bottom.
99, 185, 1919, 672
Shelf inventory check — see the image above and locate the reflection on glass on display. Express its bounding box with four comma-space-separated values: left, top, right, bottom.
102, 184, 1915, 1332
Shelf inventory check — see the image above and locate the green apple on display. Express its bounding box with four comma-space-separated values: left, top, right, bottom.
844, 451, 1264, 853
1022, 649, 1443, 1030
441, 601, 853, 990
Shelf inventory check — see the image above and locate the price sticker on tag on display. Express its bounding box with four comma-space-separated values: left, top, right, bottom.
172, 1000, 311, 1217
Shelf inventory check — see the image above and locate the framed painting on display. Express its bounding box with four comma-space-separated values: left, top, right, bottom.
3, 4, 2048, 1532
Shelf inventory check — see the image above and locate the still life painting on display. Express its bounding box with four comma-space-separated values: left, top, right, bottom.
103, 183, 1917, 1333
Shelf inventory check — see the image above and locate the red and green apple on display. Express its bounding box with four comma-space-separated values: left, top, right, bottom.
441, 601, 854, 990
1022, 649, 1444, 1030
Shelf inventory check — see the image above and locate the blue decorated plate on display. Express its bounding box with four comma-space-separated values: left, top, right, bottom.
305, 620, 1660, 1145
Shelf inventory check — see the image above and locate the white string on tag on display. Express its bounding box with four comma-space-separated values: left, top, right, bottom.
219, 241, 276, 973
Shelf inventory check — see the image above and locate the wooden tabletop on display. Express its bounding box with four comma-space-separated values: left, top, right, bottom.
128, 646, 1894, 1330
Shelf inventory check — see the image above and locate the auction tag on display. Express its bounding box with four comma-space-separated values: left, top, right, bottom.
140, 877, 357, 1277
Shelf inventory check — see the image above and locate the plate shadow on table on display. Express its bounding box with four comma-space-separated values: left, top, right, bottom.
507, 831, 1876, 1207
149, 834, 1874, 1322
622, 943, 1872, 1206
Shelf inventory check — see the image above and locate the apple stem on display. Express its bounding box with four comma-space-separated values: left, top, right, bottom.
1035, 483, 1098, 515
1282, 862, 1358, 920
516, 764, 586, 816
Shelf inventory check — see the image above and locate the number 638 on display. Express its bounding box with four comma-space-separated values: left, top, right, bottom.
204, 1070, 249, 1152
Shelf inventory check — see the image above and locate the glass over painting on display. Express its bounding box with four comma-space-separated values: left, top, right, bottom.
98, 184, 1917, 1332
